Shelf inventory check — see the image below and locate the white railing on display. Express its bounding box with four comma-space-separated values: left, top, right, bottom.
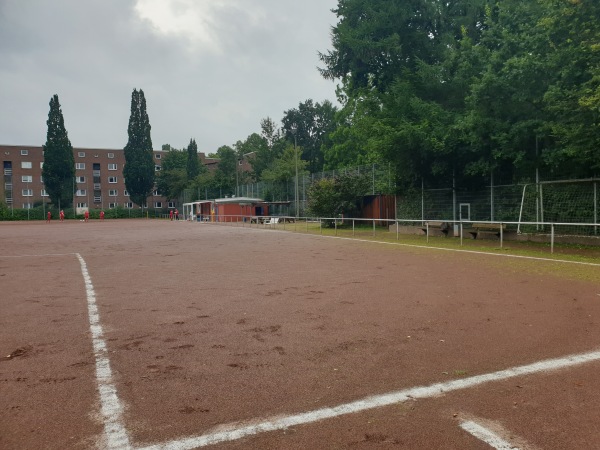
189, 215, 599, 255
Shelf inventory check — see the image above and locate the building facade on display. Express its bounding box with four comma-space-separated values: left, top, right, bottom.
0, 144, 255, 212
0, 144, 171, 211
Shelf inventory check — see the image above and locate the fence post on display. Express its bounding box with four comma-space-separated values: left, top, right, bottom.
594, 181, 598, 235
426, 222, 429, 243
372, 219, 375, 237
460, 222, 463, 246
551, 223, 554, 254
396, 220, 399, 240
335, 218, 337, 236
353, 219, 355, 237
500, 222, 503, 248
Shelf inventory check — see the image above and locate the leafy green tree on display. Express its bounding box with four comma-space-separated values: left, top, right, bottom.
211, 145, 237, 195
156, 147, 187, 200
249, 118, 286, 179
307, 172, 371, 222
233, 132, 268, 183
186, 138, 200, 180
318, 0, 490, 187
282, 99, 337, 173
123, 89, 155, 207
42, 94, 75, 208
537, 0, 600, 175
261, 144, 308, 183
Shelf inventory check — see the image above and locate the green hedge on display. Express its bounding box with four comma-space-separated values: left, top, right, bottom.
0, 203, 167, 221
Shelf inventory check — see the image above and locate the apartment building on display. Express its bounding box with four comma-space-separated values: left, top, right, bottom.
0, 144, 171, 211
1, 144, 255, 211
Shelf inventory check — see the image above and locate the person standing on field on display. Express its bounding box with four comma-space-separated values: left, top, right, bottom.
84, 210, 89, 222
59, 210, 65, 222
100, 210, 105, 221
169, 209, 173, 221
46, 211, 51, 223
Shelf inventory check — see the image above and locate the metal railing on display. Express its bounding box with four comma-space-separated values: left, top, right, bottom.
187, 215, 599, 255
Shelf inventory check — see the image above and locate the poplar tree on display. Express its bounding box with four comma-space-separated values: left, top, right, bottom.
42, 94, 75, 208
186, 138, 200, 180
123, 88, 155, 207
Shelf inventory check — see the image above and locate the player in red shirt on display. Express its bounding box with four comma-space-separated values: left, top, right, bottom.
84, 210, 89, 222
100, 210, 105, 221
46, 211, 51, 223
59, 210, 65, 222
169, 209, 173, 221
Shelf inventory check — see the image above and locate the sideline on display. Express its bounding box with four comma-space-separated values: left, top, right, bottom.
137, 349, 600, 449
0, 252, 77, 258
264, 228, 600, 267
76, 253, 132, 450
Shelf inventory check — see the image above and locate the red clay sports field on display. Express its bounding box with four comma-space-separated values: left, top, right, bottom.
2, 219, 600, 449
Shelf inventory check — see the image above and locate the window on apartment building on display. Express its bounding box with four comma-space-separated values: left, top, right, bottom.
76, 163, 85, 170
76, 176, 85, 183
124, 190, 129, 197
76, 189, 86, 196
168, 201, 175, 208
154, 202, 162, 208
109, 190, 118, 197
153, 190, 159, 196
155, 153, 161, 159
109, 203, 117, 209
78, 152, 85, 157
155, 165, 161, 171
41, 189, 48, 197
108, 176, 117, 183
77, 202, 87, 208
40, 162, 44, 168
22, 175, 33, 183
108, 153, 115, 159
21, 149, 29, 155
22, 189, 33, 196
23, 203, 32, 209
21, 161, 32, 169
108, 163, 117, 170
125, 202, 133, 209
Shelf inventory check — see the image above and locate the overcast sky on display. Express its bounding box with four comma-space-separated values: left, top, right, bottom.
0, 0, 339, 153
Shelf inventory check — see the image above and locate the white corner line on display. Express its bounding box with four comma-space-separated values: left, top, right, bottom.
136, 349, 600, 450
76, 253, 132, 450
460, 420, 520, 449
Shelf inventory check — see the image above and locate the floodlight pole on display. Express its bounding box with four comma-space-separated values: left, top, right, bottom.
291, 125, 299, 218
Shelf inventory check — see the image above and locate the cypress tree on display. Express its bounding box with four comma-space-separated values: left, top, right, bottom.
186, 138, 200, 180
123, 88, 155, 207
42, 94, 75, 208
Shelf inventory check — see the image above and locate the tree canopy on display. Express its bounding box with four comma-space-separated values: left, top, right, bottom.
42, 94, 75, 208
318, 0, 600, 188
123, 88, 155, 207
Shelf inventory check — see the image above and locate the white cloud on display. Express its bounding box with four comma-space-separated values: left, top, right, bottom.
0, 0, 339, 153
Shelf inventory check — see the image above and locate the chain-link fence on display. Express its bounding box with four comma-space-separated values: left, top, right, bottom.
397, 179, 599, 236
182, 163, 396, 216
179, 163, 598, 236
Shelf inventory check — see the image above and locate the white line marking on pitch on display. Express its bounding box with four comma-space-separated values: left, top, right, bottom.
0, 252, 76, 258
242, 226, 600, 267
321, 235, 600, 267
460, 420, 520, 449
76, 253, 132, 450
136, 349, 600, 450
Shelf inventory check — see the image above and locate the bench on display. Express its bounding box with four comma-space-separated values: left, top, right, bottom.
464, 223, 507, 239
421, 221, 450, 237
